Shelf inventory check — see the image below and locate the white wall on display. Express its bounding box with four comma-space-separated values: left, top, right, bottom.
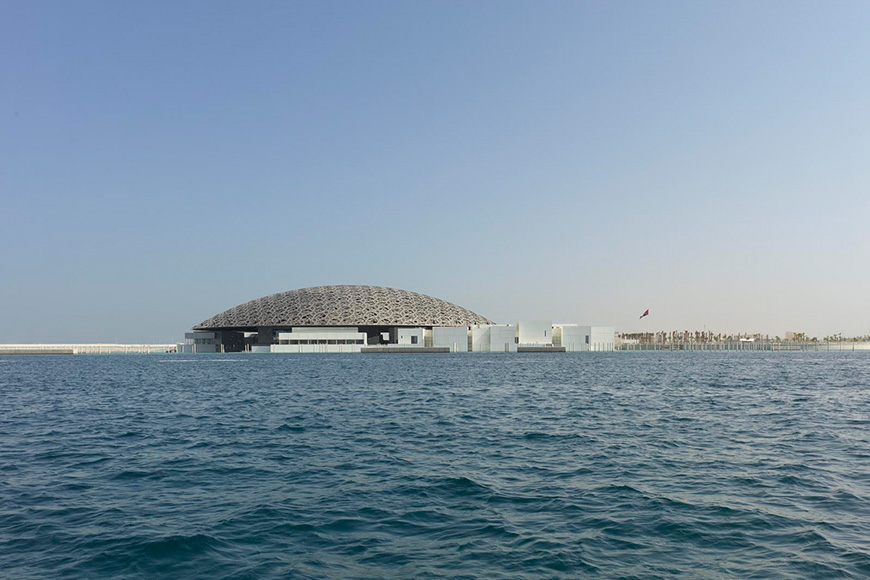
273, 327, 366, 353
471, 325, 491, 352
272, 343, 363, 353
491, 325, 518, 352
552, 325, 615, 351
471, 324, 517, 352
554, 324, 589, 352
516, 321, 553, 345
432, 326, 468, 352
590, 327, 615, 351
391, 327, 425, 346
277, 328, 365, 342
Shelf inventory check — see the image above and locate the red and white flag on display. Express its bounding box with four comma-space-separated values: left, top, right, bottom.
639, 309, 649, 319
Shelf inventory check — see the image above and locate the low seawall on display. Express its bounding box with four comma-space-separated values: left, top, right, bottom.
517, 346, 567, 353
0, 344, 178, 355
361, 346, 451, 354
0, 348, 75, 355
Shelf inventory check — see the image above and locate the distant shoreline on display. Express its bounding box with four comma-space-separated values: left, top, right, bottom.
617, 341, 870, 352
1, 342, 869, 355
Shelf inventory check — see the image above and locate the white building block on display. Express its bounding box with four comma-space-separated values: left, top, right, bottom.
471, 324, 517, 352
553, 325, 615, 351
272, 327, 366, 353
390, 327, 425, 346
516, 321, 553, 346
432, 326, 468, 352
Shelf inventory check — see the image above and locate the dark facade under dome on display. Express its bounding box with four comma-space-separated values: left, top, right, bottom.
195, 285, 493, 330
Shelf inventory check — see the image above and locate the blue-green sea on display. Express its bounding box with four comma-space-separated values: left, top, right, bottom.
1, 352, 869, 579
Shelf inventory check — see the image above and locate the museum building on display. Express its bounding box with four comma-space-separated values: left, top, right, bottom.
183, 285, 613, 353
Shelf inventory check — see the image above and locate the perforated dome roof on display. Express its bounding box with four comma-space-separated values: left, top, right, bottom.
194, 285, 492, 329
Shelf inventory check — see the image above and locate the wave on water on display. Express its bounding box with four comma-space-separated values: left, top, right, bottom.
1, 352, 869, 579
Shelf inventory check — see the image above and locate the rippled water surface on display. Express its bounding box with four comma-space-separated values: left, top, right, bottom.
1, 352, 869, 579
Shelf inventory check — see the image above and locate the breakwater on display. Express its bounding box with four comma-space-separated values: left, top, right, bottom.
0, 344, 177, 355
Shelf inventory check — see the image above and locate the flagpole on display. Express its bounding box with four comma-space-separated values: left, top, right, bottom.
639, 309, 650, 348
646, 313, 650, 349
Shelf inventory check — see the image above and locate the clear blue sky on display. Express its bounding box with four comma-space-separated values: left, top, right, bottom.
2, 1, 868, 342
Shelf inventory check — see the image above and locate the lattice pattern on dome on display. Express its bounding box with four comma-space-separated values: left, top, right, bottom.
194, 285, 493, 329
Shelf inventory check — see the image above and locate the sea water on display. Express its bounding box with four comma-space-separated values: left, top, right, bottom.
1, 352, 868, 579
